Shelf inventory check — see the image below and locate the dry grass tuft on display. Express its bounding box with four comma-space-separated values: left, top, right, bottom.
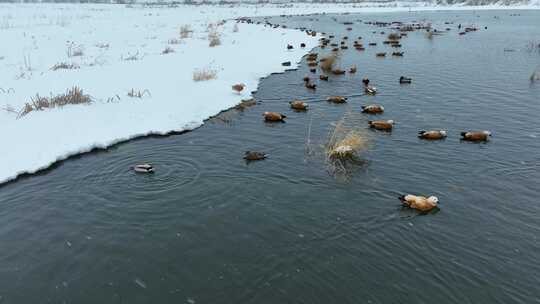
67, 43, 84, 57
387, 32, 401, 40
208, 27, 221, 47
127, 89, 151, 98
319, 54, 337, 72
122, 51, 143, 61
193, 67, 218, 81
325, 112, 370, 176
18, 86, 92, 118
95, 43, 109, 49
51, 62, 80, 71
180, 24, 192, 39
161, 46, 175, 54
168, 38, 182, 45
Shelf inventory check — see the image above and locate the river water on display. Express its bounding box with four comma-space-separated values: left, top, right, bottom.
0, 9, 539, 304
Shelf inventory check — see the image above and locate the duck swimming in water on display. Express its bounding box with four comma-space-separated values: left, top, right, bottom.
263, 111, 286, 122
461, 130, 491, 141
244, 151, 268, 161
418, 130, 447, 140
133, 163, 154, 173
362, 78, 370, 86
327, 96, 348, 104
305, 82, 317, 90
399, 76, 412, 84
290, 100, 308, 111
361, 104, 384, 114
368, 119, 394, 131
399, 194, 439, 212
364, 85, 377, 95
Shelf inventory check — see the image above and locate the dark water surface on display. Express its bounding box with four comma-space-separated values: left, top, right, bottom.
1, 10, 540, 304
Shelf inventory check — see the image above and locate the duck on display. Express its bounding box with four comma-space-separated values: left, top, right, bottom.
290, 100, 308, 111
368, 42, 377, 46
399, 76, 412, 84
332, 69, 346, 75
460, 131, 491, 141
361, 104, 384, 114
235, 98, 257, 110
364, 85, 377, 95
244, 151, 268, 161
305, 82, 317, 90
349, 66, 357, 73
232, 83, 245, 94
263, 111, 286, 122
327, 96, 348, 104
300, 43, 306, 48
392, 52, 404, 57
418, 130, 447, 140
340, 45, 348, 50
287, 44, 294, 50
376, 52, 386, 57
319, 75, 329, 81
362, 78, 370, 86
399, 194, 439, 212
368, 119, 394, 131
282, 61, 291, 66
133, 163, 154, 173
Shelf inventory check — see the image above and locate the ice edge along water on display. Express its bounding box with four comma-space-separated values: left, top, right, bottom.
0, 3, 538, 185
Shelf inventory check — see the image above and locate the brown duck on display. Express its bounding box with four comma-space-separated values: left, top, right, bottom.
461, 131, 491, 141
290, 100, 308, 111
361, 104, 384, 114
263, 112, 286, 122
232, 83, 245, 94
418, 130, 447, 140
327, 96, 347, 104
368, 120, 394, 131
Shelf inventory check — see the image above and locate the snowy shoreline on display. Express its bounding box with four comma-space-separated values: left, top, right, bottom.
0, 2, 538, 185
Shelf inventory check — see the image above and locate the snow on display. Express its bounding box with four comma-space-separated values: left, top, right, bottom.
0, 2, 538, 184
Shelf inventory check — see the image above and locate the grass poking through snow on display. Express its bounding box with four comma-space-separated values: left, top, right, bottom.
18, 86, 92, 118
193, 67, 218, 81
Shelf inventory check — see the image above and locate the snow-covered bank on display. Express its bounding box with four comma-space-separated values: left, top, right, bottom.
0, 3, 538, 184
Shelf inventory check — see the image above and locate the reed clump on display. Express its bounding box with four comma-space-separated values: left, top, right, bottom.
319, 54, 337, 72
208, 28, 221, 47
18, 86, 92, 118
324, 112, 370, 176
51, 62, 80, 71
387, 32, 401, 40
180, 24, 192, 39
193, 67, 218, 81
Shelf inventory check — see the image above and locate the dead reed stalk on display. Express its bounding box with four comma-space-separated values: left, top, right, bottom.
17, 86, 92, 118
193, 67, 218, 81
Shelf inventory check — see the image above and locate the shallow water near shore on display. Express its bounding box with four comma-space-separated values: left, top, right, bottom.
1, 9, 540, 303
